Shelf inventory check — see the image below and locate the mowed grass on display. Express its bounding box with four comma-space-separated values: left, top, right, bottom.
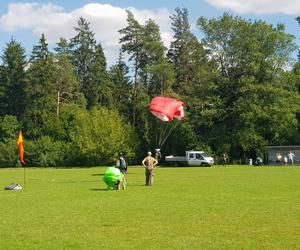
0, 166, 300, 250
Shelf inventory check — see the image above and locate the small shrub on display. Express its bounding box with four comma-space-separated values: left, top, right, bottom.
0, 139, 19, 167
0, 115, 20, 142
25, 136, 69, 167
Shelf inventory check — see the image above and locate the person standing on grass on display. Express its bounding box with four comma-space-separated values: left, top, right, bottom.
276, 152, 282, 165
155, 149, 161, 162
222, 153, 228, 166
116, 152, 127, 190
288, 151, 295, 165
142, 151, 158, 186
284, 155, 288, 166
116, 152, 127, 175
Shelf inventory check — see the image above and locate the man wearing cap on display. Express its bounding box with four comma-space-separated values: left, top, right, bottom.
116, 152, 127, 175
142, 151, 158, 186
115, 152, 127, 190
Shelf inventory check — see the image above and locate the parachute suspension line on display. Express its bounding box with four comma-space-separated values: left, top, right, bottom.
150, 96, 185, 149
158, 122, 172, 148
155, 119, 159, 147
159, 124, 168, 146
157, 121, 163, 146
158, 124, 164, 146
157, 120, 166, 147
159, 121, 180, 149
155, 127, 160, 145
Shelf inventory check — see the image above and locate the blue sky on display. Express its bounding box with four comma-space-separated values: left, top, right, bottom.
0, 0, 299, 65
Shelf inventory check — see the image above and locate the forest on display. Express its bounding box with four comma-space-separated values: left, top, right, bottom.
1, 8, 300, 166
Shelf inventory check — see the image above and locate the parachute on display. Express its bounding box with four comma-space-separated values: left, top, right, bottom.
150, 96, 185, 122
150, 96, 185, 149
103, 167, 124, 190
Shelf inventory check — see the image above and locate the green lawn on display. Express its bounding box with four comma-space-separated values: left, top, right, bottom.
0, 166, 299, 249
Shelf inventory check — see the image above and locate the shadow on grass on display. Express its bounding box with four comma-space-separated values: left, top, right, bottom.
90, 188, 108, 191
126, 184, 147, 187
91, 173, 135, 176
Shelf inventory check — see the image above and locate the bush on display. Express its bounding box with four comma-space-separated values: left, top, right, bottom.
0, 115, 20, 142
0, 107, 137, 167
0, 139, 19, 167
61, 106, 136, 165
25, 137, 70, 167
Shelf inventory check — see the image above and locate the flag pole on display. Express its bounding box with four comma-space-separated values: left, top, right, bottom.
23, 162, 26, 188
17, 130, 25, 189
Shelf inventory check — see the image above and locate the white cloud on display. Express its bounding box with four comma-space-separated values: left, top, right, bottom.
0, 3, 172, 65
206, 0, 300, 15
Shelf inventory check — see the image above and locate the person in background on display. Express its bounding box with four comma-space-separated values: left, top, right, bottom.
255, 157, 263, 166
116, 152, 127, 175
284, 155, 288, 166
275, 152, 282, 165
142, 151, 158, 186
222, 153, 228, 166
155, 149, 161, 162
288, 151, 295, 165
116, 153, 127, 189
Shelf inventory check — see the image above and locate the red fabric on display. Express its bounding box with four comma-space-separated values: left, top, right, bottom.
17, 131, 25, 166
150, 96, 184, 121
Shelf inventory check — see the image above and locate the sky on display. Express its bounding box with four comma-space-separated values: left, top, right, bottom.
0, 0, 300, 65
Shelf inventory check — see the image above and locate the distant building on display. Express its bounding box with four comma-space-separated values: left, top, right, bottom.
265, 146, 300, 165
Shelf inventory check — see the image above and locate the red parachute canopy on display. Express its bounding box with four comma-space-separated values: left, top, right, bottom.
150, 96, 185, 122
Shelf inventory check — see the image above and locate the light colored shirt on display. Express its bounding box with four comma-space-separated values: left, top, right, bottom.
288, 152, 295, 160
142, 156, 158, 168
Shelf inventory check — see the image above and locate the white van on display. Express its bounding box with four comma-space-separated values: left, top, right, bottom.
165, 151, 214, 166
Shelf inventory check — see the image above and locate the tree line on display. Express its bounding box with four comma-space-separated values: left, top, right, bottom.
1, 8, 300, 166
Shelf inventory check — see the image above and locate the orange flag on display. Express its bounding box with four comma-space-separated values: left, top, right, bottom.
17, 131, 25, 166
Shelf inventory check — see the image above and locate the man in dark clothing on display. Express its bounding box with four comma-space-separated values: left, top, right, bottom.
116, 153, 127, 190
155, 149, 161, 162
117, 153, 127, 175
222, 153, 228, 166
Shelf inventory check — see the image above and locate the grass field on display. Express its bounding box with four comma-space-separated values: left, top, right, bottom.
0, 166, 299, 249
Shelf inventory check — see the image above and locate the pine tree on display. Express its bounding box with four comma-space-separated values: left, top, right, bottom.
0, 66, 5, 114
70, 17, 96, 99
54, 37, 71, 58
296, 16, 300, 60
54, 37, 85, 116
109, 52, 132, 119
140, 19, 172, 95
88, 43, 113, 108
168, 7, 198, 93
52, 54, 86, 116
70, 17, 111, 108
31, 33, 50, 61
119, 10, 143, 124
24, 34, 56, 138
119, 11, 178, 151
0, 38, 27, 116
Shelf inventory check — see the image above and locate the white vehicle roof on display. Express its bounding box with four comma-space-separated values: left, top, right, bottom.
186, 151, 205, 154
